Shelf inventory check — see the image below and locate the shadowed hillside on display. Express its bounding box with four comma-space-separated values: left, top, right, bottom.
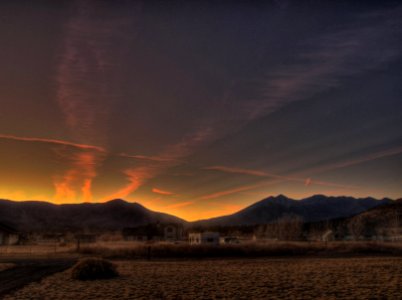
194, 195, 392, 226
0, 199, 185, 232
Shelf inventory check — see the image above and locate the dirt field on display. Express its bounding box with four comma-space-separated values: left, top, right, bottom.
4, 257, 401, 299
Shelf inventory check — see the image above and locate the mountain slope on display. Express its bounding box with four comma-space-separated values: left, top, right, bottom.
0, 199, 185, 232
195, 195, 392, 226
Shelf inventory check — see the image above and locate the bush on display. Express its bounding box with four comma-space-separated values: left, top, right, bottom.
71, 258, 119, 280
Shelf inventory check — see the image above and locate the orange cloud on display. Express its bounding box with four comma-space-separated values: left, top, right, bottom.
103, 166, 159, 200
107, 128, 214, 200
199, 145, 402, 201
53, 150, 104, 203
0, 134, 105, 152
200, 163, 360, 200
152, 188, 175, 196
119, 153, 179, 163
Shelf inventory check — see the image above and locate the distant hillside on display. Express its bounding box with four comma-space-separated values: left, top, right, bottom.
346, 198, 402, 227
0, 195, 395, 232
194, 195, 393, 226
0, 199, 185, 232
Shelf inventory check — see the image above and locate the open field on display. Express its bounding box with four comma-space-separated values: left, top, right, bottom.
4, 257, 402, 299
1, 241, 401, 260
78, 241, 402, 259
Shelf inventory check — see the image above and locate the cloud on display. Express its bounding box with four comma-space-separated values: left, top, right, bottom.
119, 153, 179, 163
203, 166, 269, 177
242, 9, 401, 121
106, 127, 214, 199
200, 144, 402, 200
0, 134, 105, 152
305, 145, 402, 175
0, 133, 107, 202
152, 188, 175, 196
199, 181, 280, 201
56, 1, 140, 144
103, 166, 158, 200
53, 150, 106, 202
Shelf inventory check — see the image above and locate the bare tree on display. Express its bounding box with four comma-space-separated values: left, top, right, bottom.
348, 216, 365, 241
270, 215, 304, 241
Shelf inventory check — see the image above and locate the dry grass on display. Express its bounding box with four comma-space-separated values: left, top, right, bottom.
0, 244, 76, 255
5, 257, 402, 299
71, 258, 118, 280
78, 241, 402, 259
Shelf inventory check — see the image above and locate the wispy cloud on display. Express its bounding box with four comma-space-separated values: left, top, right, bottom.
106, 127, 214, 200
56, 1, 140, 144
200, 144, 402, 200
53, 149, 106, 202
199, 182, 278, 201
119, 153, 179, 163
152, 188, 175, 196
203, 166, 269, 177
243, 9, 401, 121
53, 1, 141, 202
0, 134, 105, 152
103, 166, 158, 200
305, 145, 402, 175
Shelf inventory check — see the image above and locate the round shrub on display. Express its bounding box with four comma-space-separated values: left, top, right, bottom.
71, 258, 119, 280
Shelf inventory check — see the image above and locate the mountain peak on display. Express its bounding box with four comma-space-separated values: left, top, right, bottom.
106, 199, 128, 204
263, 194, 293, 205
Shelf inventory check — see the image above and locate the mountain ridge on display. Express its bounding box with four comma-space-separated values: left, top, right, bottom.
0, 198, 186, 232
194, 194, 393, 226
0, 195, 395, 231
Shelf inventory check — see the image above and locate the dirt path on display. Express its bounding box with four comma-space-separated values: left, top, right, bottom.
0, 260, 74, 298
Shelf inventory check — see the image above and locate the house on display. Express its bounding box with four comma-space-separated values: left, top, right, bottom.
122, 225, 159, 242
0, 223, 19, 245
219, 236, 240, 245
123, 223, 184, 242
189, 232, 220, 245
163, 223, 184, 241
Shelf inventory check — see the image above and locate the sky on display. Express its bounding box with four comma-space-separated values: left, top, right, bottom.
0, 0, 401, 221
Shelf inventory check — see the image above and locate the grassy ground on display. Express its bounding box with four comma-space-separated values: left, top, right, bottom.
5, 257, 401, 299
1, 241, 401, 260
78, 241, 402, 259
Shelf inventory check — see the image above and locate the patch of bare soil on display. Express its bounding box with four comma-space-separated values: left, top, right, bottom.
5, 257, 402, 299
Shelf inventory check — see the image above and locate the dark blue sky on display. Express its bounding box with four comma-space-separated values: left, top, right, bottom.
0, 0, 401, 220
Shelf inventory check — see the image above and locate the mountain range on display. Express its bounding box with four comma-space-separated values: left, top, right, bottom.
0, 199, 184, 232
195, 195, 393, 226
0, 195, 394, 232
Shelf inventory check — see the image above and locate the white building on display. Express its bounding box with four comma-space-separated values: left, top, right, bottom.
219, 236, 240, 245
189, 232, 220, 245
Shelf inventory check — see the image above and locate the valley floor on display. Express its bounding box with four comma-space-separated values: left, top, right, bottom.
4, 257, 402, 299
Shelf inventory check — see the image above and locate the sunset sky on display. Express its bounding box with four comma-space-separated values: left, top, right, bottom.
0, 0, 401, 221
